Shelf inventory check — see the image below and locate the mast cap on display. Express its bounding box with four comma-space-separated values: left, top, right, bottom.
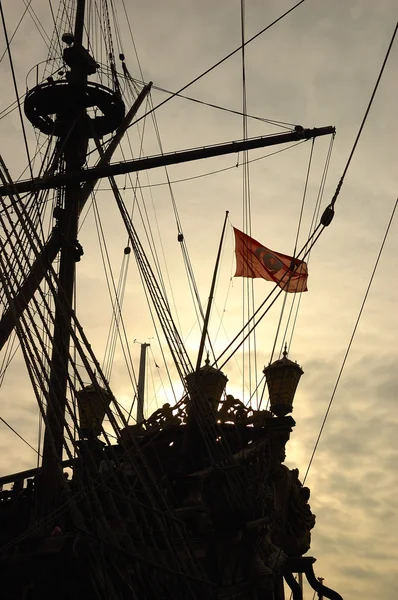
62, 32, 75, 46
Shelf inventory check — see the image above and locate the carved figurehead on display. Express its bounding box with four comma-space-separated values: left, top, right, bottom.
270, 433, 316, 557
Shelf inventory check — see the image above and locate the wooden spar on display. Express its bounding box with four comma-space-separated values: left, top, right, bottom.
195, 211, 229, 371
0, 126, 335, 196
81, 81, 153, 194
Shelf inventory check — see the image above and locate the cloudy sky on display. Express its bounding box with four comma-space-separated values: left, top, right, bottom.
0, 1, 397, 598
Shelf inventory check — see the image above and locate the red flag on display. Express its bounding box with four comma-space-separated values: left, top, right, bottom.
233, 228, 308, 293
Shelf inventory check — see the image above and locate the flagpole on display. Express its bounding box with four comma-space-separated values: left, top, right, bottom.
195, 211, 229, 371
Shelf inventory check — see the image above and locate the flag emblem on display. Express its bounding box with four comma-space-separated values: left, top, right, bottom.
234, 228, 308, 293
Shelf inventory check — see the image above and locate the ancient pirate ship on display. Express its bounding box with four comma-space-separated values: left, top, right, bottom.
0, 1, 344, 598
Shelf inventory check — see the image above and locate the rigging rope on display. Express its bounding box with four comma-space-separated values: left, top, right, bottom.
90, 192, 137, 390
0, 0, 34, 64
0, 416, 41, 456
23, 0, 51, 45
281, 24, 398, 458
280, 135, 335, 359
303, 198, 398, 484
126, 0, 308, 131
268, 138, 315, 366
327, 20, 398, 213
143, 94, 188, 335
151, 84, 296, 130
0, 3, 33, 179
105, 84, 181, 402
92, 131, 194, 386
116, 69, 209, 389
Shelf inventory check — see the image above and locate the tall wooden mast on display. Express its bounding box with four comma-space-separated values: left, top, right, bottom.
39, 0, 88, 515
35, 0, 124, 515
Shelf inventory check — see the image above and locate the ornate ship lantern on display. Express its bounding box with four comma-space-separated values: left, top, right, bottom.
76, 383, 113, 438
263, 347, 304, 416
185, 357, 228, 421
